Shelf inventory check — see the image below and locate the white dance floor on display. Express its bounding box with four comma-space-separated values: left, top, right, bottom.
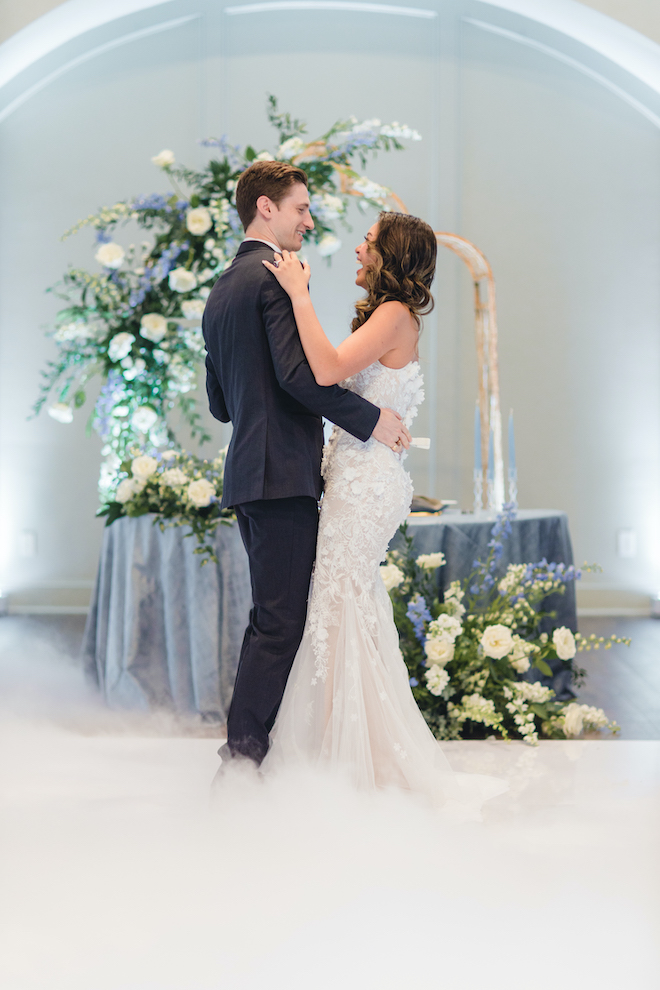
0, 648, 658, 989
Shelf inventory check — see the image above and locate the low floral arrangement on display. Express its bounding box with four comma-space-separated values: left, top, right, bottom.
382, 504, 629, 743
100, 448, 233, 563
34, 96, 421, 504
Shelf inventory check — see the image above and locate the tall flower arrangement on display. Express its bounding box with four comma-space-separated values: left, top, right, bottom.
35, 96, 421, 502
384, 505, 628, 744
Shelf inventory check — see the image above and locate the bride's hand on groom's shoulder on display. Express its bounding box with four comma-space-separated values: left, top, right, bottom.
262, 251, 311, 301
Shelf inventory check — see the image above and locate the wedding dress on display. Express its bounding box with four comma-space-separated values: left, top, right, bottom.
262, 360, 504, 812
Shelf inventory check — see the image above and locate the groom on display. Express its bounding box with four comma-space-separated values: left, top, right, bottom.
203, 160, 410, 770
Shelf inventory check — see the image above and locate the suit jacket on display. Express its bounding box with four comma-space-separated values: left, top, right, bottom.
202, 240, 380, 508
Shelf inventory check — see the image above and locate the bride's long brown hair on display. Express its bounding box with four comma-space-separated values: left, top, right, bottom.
350, 212, 437, 333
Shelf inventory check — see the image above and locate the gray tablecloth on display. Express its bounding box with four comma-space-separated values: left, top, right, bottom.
402, 509, 577, 628
82, 508, 577, 718
81, 515, 251, 720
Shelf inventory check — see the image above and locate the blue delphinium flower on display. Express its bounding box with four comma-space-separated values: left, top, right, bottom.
409, 677, 419, 687
406, 594, 431, 644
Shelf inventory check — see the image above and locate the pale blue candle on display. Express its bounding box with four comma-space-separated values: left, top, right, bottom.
487, 427, 494, 481
474, 402, 481, 472
508, 409, 516, 475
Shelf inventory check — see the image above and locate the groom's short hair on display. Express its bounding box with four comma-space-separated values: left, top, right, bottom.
236, 160, 308, 230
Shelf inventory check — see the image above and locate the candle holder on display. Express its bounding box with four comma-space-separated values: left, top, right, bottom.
473, 468, 484, 515
508, 469, 518, 510
487, 476, 497, 513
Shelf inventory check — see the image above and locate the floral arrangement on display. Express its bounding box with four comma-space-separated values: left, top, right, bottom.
34, 96, 421, 503
383, 504, 629, 744
100, 448, 233, 563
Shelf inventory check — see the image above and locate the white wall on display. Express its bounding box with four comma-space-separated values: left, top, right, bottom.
1, 0, 660, 609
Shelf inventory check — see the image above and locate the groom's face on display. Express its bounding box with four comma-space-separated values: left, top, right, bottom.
269, 182, 314, 252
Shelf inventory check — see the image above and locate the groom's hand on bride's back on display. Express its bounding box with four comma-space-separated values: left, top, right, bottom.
372, 408, 411, 449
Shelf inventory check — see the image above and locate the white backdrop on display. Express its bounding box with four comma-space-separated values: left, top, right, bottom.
1, 0, 659, 610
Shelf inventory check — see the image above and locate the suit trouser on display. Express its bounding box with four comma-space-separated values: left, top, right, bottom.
227, 496, 319, 765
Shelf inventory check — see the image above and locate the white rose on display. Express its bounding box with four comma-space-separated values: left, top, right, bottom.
95, 242, 125, 269
131, 454, 158, 481
317, 234, 341, 258
140, 313, 167, 342
107, 332, 134, 362
161, 467, 188, 487
48, 402, 73, 423
553, 626, 577, 660
425, 665, 450, 696
151, 149, 175, 167
415, 552, 446, 570
562, 703, 584, 738
424, 638, 454, 667
115, 478, 144, 503
168, 267, 197, 293
380, 563, 405, 592
181, 299, 206, 321
187, 478, 216, 507
186, 207, 213, 236
131, 407, 159, 433
480, 624, 515, 659
428, 614, 463, 643
277, 137, 305, 159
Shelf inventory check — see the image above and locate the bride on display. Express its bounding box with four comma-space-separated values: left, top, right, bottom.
261, 213, 500, 810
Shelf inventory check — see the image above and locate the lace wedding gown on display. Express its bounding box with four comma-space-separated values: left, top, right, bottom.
262, 361, 503, 811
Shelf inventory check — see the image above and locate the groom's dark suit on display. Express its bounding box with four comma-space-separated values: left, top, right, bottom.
203, 240, 379, 764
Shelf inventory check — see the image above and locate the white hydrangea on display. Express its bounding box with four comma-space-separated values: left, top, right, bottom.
54, 320, 93, 343
121, 357, 146, 381
181, 299, 206, 321
151, 149, 175, 167
443, 581, 466, 619
424, 638, 454, 667
498, 563, 527, 595
352, 118, 381, 133
509, 635, 532, 673
380, 563, 405, 592
187, 478, 215, 507
48, 402, 73, 423
415, 552, 446, 570
427, 613, 463, 643
310, 192, 344, 221
552, 626, 577, 660
140, 313, 167, 342
160, 450, 178, 461
380, 122, 422, 141
131, 454, 158, 481
116, 478, 144, 503
186, 207, 213, 236
480, 624, 514, 659
131, 406, 158, 433
425, 665, 449, 696
107, 332, 134, 362
168, 267, 197, 293
161, 467, 188, 487
352, 176, 388, 202
95, 242, 125, 269
277, 136, 305, 159
317, 234, 341, 257
516, 681, 554, 704
255, 151, 275, 162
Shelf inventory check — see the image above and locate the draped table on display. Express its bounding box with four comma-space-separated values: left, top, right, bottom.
82, 509, 576, 718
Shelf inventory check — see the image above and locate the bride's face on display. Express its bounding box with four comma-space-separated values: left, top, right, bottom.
355, 223, 379, 288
